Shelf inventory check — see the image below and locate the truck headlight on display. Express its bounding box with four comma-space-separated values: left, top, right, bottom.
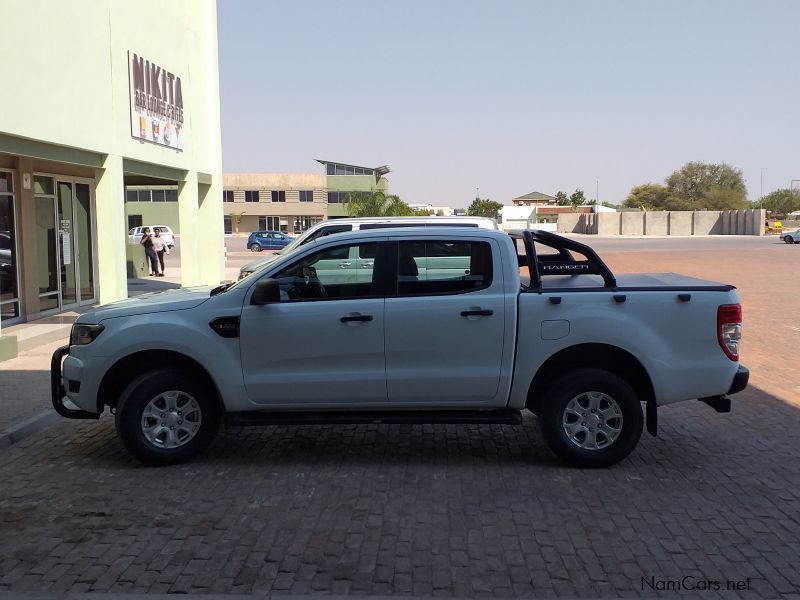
70, 323, 105, 346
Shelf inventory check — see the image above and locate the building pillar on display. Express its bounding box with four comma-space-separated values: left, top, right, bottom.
178, 170, 201, 286
15, 156, 38, 318
196, 179, 224, 284
94, 154, 127, 304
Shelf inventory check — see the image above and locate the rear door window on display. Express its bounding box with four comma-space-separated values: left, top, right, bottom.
396, 241, 493, 296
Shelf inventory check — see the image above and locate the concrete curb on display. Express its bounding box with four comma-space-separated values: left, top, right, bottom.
0, 410, 59, 450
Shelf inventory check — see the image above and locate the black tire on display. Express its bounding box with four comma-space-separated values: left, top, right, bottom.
115, 368, 221, 466
785, 236, 794, 244
250, 243, 263, 252
539, 368, 643, 468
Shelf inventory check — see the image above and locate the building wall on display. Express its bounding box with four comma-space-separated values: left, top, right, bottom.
0, 0, 224, 357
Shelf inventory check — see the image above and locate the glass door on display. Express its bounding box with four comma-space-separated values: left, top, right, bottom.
35, 195, 60, 311
57, 182, 77, 306
0, 171, 20, 321
56, 180, 96, 307
74, 182, 95, 303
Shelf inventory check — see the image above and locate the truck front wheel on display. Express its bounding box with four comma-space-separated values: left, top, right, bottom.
540, 368, 643, 468
115, 368, 221, 466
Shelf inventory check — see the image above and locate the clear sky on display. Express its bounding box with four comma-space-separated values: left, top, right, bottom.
218, 0, 800, 208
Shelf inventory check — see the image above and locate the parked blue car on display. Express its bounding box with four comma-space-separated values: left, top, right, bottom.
247, 231, 293, 252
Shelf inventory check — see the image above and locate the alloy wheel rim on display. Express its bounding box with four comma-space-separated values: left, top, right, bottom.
562, 391, 623, 451
141, 390, 202, 449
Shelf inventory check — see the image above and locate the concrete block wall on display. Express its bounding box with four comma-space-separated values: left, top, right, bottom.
644, 212, 668, 235
621, 212, 645, 235
668, 211, 693, 235
596, 213, 621, 235
557, 209, 764, 236
557, 213, 582, 233
692, 211, 723, 235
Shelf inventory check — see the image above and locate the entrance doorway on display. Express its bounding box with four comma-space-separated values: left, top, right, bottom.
34, 175, 96, 313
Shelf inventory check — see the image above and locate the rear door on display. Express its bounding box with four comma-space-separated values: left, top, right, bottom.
384, 237, 507, 405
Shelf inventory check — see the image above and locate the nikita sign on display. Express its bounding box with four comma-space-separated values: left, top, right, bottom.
128, 52, 184, 150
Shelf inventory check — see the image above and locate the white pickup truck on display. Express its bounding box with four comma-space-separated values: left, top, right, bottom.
52, 228, 748, 468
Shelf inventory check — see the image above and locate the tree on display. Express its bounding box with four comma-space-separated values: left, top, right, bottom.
757, 188, 800, 215
664, 161, 747, 209
600, 201, 618, 210
555, 191, 569, 206
622, 183, 685, 211
466, 197, 503, 220
569, 190, 586, 212
345, 190, 417, 217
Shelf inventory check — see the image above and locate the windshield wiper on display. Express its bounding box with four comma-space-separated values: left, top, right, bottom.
210, 282, 234, 296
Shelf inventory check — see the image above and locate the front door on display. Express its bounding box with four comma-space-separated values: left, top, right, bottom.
384, 238, 506, 405
239, 240, 387, 406
56, 180, 95, 307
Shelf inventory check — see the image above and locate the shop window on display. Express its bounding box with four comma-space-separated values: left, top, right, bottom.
33, 175, 53, 195
128, 214, 143, 230
224, 216, 232, 234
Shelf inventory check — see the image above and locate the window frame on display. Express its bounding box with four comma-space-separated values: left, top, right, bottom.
245, 190, 260, 203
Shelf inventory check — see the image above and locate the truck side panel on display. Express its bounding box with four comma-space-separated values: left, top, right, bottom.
508, 289, 742, 408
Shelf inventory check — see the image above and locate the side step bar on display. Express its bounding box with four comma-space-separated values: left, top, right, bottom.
226, 408, 523, 427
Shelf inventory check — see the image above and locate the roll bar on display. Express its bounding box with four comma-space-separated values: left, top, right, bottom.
508, 230, 617, 289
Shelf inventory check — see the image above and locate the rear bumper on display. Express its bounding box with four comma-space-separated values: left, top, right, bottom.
698, 365, 749, 414
728, 365, 749, 395
51, 345, 100, 420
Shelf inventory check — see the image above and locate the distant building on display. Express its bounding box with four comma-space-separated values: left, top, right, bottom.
218, 160, 390, 234
408, 203, 455, 216
501, 189, 615, 231
512, 191, 558, 207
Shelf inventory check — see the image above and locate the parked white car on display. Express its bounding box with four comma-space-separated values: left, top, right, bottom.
128, 225, 175, 249
53, 227, 747, 468
238, 216, 499, 279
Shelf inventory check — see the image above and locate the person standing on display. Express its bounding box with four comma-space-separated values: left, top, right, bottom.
140, 227, 160, 276
152, 228, 169, 277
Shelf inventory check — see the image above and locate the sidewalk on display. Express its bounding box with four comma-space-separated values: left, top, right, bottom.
0, 275, 187, 442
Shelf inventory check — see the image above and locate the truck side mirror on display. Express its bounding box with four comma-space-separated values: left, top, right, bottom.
250, 278, 280, 305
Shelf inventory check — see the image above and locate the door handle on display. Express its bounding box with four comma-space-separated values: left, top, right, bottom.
460, 309, 493, 317
361, 262, 373, 268
340, 314, 373, 323
339, 262, 352, 268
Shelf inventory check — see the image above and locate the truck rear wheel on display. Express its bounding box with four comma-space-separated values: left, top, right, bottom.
115, 368, 220, 466
539, 368, 643, 468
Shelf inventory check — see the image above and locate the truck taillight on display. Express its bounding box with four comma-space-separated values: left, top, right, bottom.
717, 304, 742, 361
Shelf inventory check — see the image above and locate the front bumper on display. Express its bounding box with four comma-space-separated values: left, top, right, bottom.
51, 345, 99, 420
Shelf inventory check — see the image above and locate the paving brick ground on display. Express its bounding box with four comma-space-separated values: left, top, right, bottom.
1, 238, 800, 597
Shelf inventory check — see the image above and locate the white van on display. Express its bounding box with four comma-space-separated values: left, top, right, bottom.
238, 216, 498, 279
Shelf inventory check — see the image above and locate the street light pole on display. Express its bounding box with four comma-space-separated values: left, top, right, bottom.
596, 180, 599, 206
760, 168, 767, 209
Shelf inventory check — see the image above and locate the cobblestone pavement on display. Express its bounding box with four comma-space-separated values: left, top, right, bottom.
1, 385, 799, 598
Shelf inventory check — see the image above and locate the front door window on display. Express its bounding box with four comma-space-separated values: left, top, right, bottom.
35, 195, 59, 311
